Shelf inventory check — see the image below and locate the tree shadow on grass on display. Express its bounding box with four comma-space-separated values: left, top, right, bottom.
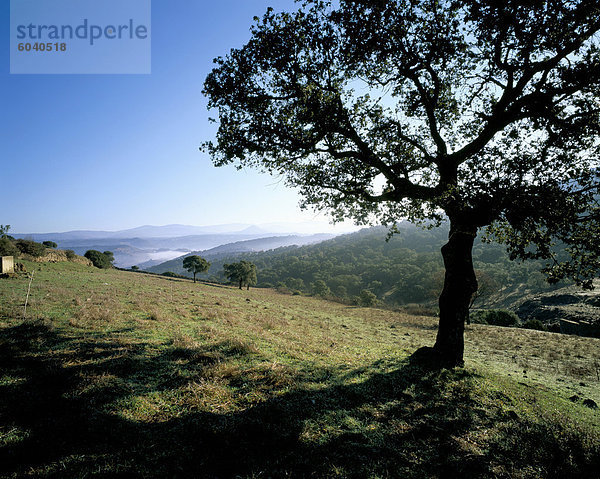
0, 320, 598, 478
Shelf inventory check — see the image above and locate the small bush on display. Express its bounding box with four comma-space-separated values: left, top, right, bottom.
84, 250, 114, 269
65, 250, 76, 260
275, 282, 291, 294
357, 289, 378, 307
470, 309, 520, 327
547, 321, 561, 333
401, 303, 438, 317
522, 319, 547, 331
0, 237, 19, 256
42, 241, 57, 248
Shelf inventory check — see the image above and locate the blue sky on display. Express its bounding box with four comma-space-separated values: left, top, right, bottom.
1, 0, 356, 233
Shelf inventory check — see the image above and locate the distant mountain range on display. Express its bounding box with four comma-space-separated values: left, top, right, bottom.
15, 222, 355, 241
13, 223, 342, 268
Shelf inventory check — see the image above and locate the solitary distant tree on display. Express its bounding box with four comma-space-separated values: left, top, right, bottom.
224, 260, 257, 290
203, 0, 600, 367
182, 255, 211, 283
43, 241, 58, 249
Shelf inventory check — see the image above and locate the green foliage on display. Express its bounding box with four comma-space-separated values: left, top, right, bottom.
0, 237, 19, 257
131, 265, 140, 271
205, 225, 561, 307
182, 255, 210, 283
84, 250, 114, 269
202, 0, 600, 288
65, 250, 76, 260
42, 241, 57, 248
470, 310, 521, 327
15, 239, 46, 257
521, 319, 547, 332
0, 225, 10, 238
202, 0, 600, 365
357, 290, 378, 307
224, 260, 257, 290
311, 279, 331, 298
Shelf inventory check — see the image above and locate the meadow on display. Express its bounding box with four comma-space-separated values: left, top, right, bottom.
1, 260, 599, 478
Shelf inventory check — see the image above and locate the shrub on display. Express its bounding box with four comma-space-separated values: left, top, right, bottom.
276, 282, 291, 294
401, 303, 438, 317
311, 279, 331, 297
84, 250, 114, 269
470, 309, 520, 327
161, 271, 187, 279
42, 241, 57, 248
357, 289, 378, 307
15, 239, 46, 257
0, 237, 19, 256
547, 321, 561, 333
522, 319, 547, 331
65, 250, 76, 260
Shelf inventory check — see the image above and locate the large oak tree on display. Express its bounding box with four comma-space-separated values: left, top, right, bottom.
202, 0, 600, 366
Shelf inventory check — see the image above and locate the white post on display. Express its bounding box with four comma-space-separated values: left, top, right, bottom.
23, 270, 34, 320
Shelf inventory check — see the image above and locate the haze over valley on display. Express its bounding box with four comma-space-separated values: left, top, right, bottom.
12, 223, 343, 268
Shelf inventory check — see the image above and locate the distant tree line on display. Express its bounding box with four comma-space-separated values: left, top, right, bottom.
207, 225, 564, 306
0, 225, 62, 258
154, 225, 565, 306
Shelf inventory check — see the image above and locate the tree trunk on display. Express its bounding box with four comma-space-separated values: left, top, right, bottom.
193, 273, 196, 283
247, 284, 250, 290
434, 222, 478, 367
239, 280, 242, 289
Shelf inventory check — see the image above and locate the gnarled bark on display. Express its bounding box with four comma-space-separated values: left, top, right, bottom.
434, 222, 478, 367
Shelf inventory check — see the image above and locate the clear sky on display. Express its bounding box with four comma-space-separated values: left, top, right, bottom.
1, 0, 356, 233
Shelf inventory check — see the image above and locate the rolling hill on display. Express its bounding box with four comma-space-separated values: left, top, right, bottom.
144, 233, 336, 271
148, 223, 568, 310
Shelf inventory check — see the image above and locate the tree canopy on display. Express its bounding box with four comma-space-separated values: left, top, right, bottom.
182, 255, 211, 283
224, 260, 257, 290
203, 0, 600, 366
85, 250, 114, 269
0, 225, 18, 257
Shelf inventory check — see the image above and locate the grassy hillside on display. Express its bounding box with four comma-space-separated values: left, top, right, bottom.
1, 262, 599, 478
